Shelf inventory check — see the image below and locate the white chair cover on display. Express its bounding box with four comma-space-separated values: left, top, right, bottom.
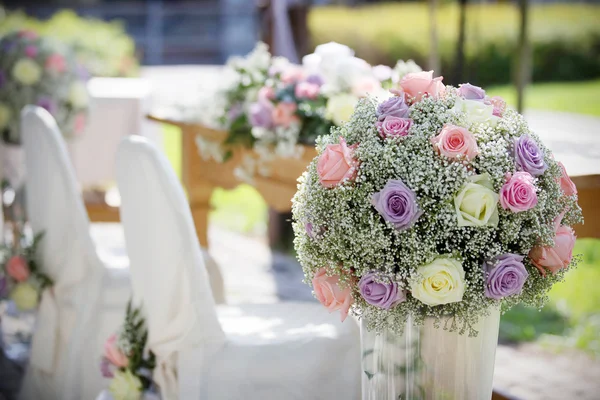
19, 106, 128, 400
116, 136, 225, 400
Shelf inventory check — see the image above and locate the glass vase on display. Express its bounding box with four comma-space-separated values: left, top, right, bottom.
361, 307, 500, 400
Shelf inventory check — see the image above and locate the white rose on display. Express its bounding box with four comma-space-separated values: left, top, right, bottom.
10, 282, 39, 311
69, 81, 89, 108
0, 103, 12, 129
301, 53, 321, 74
411, 257, 465, 306
12, 58, 42, 86
454, 174, 499, 227
314, 41, 355, 60
453, 97, 500, 127
326, 94, 358, 126
334, 57, 372, 91
246, 42, 271, 71
372, 65, 393, 82
109, 370, 142, 400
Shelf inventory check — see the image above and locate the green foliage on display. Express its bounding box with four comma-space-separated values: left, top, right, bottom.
310, 3, 600, 86
0, 8, 139, 77
119, 301, 156, 390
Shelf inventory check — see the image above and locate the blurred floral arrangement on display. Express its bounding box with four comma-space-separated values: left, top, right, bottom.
204, 42, 422, 180
0, 30, 89, 144
0, 9, 139, 78
292, 74, 583, 335
0, 232, 51, 311
101, 301, 156, 400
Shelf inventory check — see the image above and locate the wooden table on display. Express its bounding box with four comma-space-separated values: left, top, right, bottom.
147, 115, 317, 247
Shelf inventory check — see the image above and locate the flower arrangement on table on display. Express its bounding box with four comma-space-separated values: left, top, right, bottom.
101, 302, 156, 400
292, 71, 583, 334
0, 29, 89, 144
0, 232, 52, 311
205, 42, 422, 180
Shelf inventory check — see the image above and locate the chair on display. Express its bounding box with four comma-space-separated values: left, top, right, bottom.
116, 136, 360, 400
18, 106, 131, 400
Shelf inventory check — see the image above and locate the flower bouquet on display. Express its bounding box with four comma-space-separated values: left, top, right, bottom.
0, 232, 51, 311
205, 42, 422, 180
0, 30, 89, 145
292, 72, 583, 399
99, 302, 157, 400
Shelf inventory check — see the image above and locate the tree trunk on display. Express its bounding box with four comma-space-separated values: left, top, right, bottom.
428, 0, 440, 74
453, 0, 468, 84
516, 0, 530, 113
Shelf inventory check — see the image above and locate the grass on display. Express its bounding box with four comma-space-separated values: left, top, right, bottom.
488, 80, 600, 117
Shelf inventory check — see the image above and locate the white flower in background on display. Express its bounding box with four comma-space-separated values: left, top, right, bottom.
0, 103, 11, 129
68, 81, 89, 108
326, 93, 359, 125
10, 282, 39, 311
233, 154, 258, 183
195, 135, 225, 162
393, 59, 422, 83
411, 257, 466, 306
246, 42, 271, 71
12, 58, 42, 85
301, 53, 321, 74
314, 41, 355, 62
251, 126, 276, 141
271, 56, 292, 75
351, 76, 383, 98
453, 97, 500, 127
304, 42, 357, 86
332, 56, 372, 92
109, 370, 143, 400
372, 65, 393, 82
244, 87, 260, 104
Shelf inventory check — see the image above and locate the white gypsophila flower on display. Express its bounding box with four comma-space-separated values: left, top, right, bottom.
195, 135, 225, 162
393, 59, 423, 82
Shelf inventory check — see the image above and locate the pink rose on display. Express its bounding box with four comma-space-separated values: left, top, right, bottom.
376, 116, 412, 138
400, 71, 445, 102
103, 334, 129, 368
295, 81, 320, 100
45, 54, 66, 74
557, 162, 577, 196
25, 46, 37, 58
312, 268, 353, 322
271, 102, 299, 127
74, 113, 87, 135
258, 86, 275, 103
317, 137, 359, 188
486, 96, 506, 117
281, 66, 305, 84
500, 171, 538, 213
6, 256, 29, 282
351, 76, 382, 97
529, 213, 576, 276
431, 124, 479, 160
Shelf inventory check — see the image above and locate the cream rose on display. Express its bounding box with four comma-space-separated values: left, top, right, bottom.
0, 103, 11, 129
453, 98, 500, 127
69, 81, 89, 108
326, 94, 358, 126
454, 174, 499, 227
10, 282, 39, 311
109, 370, 143, 400
12, 58, 42, 85
411, 257, 465, 306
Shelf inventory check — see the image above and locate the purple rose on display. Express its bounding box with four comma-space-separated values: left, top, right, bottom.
359, 271, 406, 309
483, 253, 529, 300
376, 116, 412, 138
228, 102, 244, 121
36, 97, 57, 115
458, 83, 486, 101
305, 74, 324, 86
376, 96, 409, 121
100, 357, 115, 378
248, 101, 273, 128
372, 179, 422, 231
513, 135, 547, 176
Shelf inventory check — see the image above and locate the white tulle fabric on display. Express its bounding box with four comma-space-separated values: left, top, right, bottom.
116, 137, 361, 400
18, 106, 130, 400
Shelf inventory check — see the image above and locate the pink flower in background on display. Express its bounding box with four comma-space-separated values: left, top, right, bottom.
317, 137, 359, 188
6, 256, 29, 282
45, 53, 66, 74
400, 71, 445, 102
557, 162, 577, 196
258, 86, 275, 103
281, 66, 305, 84
295, 81, 320, 100
100, 357, 116, 378
351, 76, 382, 97
24, 46, 37, 58
74, 113, 87, 134
103, 334, 129, 368
431, 124, 479, 160
37, 96, 57, 115
500, 171, 538, 213
529, 213, 576, 276
489, 96, 506, 117
271, 102, 298, 127
312, 268, 353, 322
18, 30, 38, 39
376, 116, 412, 138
